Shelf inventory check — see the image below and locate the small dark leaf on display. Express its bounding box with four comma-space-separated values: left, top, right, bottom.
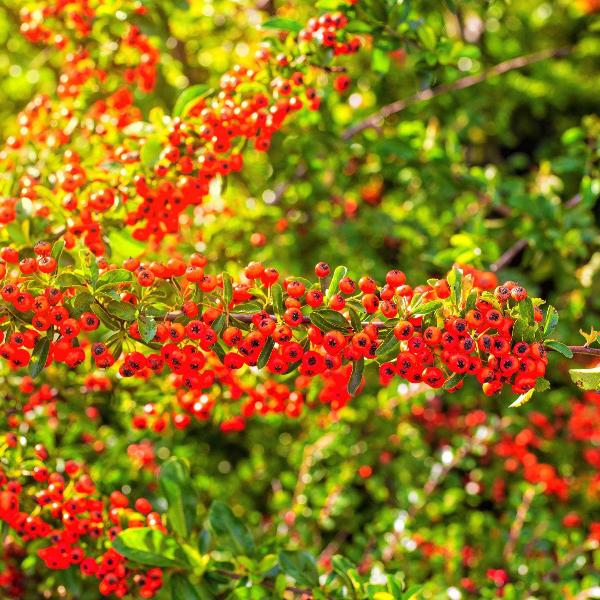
107, 301, 137, 321
159, 458, 197, 539
169, 574, 201, 600
138, 315, 158, 343
208, 501, 255, 557
347, 358, 364, 396
272, 284, 284, 317
326, 266, 348, 301
545, 340, 573, 358
412, 300, 442, 316
443, 372, 465, 390
519, 297, 535, 325
543, 305, 559, 336
30, 336, 50, 378
257, 337, 275, 369
222, 273, 233, 306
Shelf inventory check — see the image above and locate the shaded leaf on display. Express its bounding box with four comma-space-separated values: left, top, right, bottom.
278, 550, 319, 587
159, 458, 197, 539
208, 501, 255, 557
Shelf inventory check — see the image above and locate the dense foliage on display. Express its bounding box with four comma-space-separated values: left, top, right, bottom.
0, 0, 599, 598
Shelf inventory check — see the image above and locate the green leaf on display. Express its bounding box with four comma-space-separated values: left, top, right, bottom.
535, 377, 550, 392
417, 24, 437, 51
412, 300, 442, 316
348, 307, 363, 332
222, 273, 233, 306
347, 358, 364, 396
170, 574, 202, 600
543, 306, 559, 337
55, 272, 86, 288
112, 528, 189, 568
509, 388, 535, 408
326, 266, 348, 301
447, 266, 462, 307
231, 301, 263, 314
51, 239, 65, 262
29, 336, 50, 378
198, 529, 211, 554
518, 297, 535, 325
139, 315, 158, 343
312, 309, 350, 329
107, 301, 137, 321
108, 230, 146, 260
91, 302, 122, 330
331, 555, 358, 598
173, 85, 212, 118
345, 20, 373, 33
545, 340, 573, 358
261, 17, 303, 33
570, 366, 600, 391
376, 330, 398, 358
95, 269, 133, 289
272, 284, 284, 317
465, 290, 478, 312
372, 47, 391, 74
257, 337, 275, 369
159, 458, 197, 539
443, 372, 465, 390
278, 550, 319, 587
89, 256, 99, 287
208, 501, 255, 557
404, 584, 425, 599
140, 138, 162, 168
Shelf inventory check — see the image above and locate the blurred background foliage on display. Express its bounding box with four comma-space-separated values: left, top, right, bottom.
1, 0, 599, 597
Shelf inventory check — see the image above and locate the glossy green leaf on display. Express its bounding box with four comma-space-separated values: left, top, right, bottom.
159, 458, 197, 539
112, 528, 189, 568
208, 501, 255, 557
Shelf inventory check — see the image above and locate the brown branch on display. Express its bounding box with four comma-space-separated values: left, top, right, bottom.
342, 47, 570, 140
489, 191, 583, 273
503, 485, 536, 560
489, 239, 529, 273
568, 346, 600, 357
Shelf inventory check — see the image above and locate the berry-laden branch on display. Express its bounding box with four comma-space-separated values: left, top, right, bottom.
0, 244, 591, 431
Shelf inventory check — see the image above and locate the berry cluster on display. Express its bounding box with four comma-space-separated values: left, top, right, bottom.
0, 242, 563, 430
0, 436, 164, 598
20, 1, 155, 97
1, 2, 364, 252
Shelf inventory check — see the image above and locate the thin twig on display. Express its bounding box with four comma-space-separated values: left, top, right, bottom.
503, 485, 536, 559
342, 47, 570, 139
489, 239, 529, 273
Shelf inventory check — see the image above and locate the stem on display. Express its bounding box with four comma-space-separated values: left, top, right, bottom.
503, 486, 536, 560
342, 47, 570, 139
489, 239, 529, 273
